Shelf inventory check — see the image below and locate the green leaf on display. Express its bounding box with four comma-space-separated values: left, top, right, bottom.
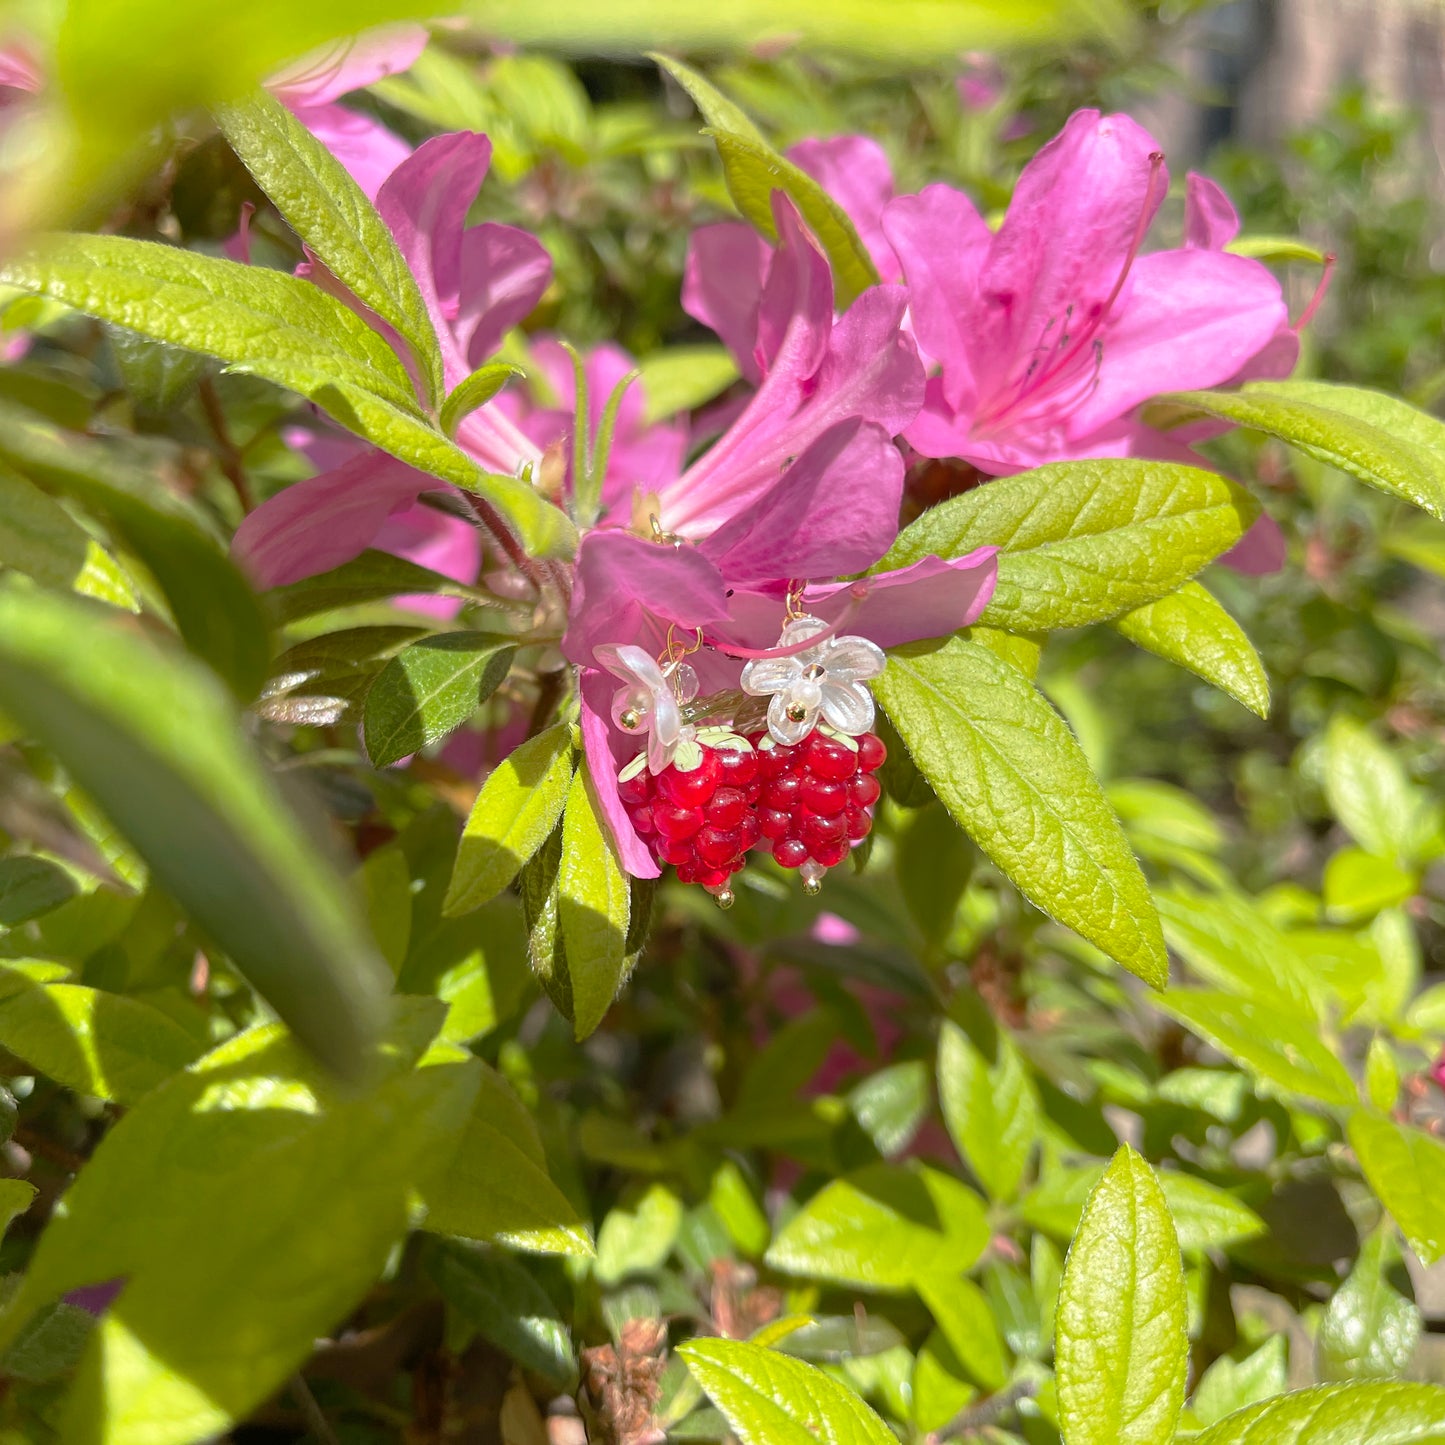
0, 1016, 475, 1445
1349, 1113, 1445, 1266
0, 1179, 35, 1238
1224, 235, 1331, 264
1160, 380, 1445, 521
896, 805, 974, 948
363, 634, 514, 768
0, 399, 270, 699
1317, 1226, 1421, 1381
1323, 847, 1417, 922
915, 1275, 1009, 1392
1191, 1382, 1445, 1444
1111, 582, 1270, 717
679, 1337, 896, 1445
0, 586, 389, 1078
1158, 990, 1356, 1109
427, 1240, 577, 1386
441, 361, 525, 438
596, 1181, 684, 1284
653, 56, 879, 307
875, 637, 1167, 987
1323, 716, 1430, 865
269, 548, 481, 623
421, 1059, 593, 1256
1190, 1337, 1288, 1428
637, 344, 739, 423
0, 464, 137, 611
883, 460, 1258, 632
765, 1161, 988, 1293
1055, 1146, 1187, 1445
444, 723, 575, 915
558, 762, 633, 1040
107, 328, 206, 411
848, 1059, 931, 1158
0, 857, 77, 926
0, 962, 202, 1104
216, 90, 445, 407
937, 1018, 1037, 1202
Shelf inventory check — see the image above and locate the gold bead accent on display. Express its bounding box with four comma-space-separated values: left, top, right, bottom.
713, 887, 735, 910
785, 703, 808, 723
801, 877, 823, 897
619, 708, 640, 730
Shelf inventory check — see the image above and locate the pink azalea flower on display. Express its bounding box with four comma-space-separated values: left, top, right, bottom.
884, 110, 1293, 473
267, 25, 428, 201
562, 199, 997, 877
232, 134, 549, 590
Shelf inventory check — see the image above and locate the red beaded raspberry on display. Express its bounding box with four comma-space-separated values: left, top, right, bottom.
745, 728, 886, 891
618, 740, 759, 906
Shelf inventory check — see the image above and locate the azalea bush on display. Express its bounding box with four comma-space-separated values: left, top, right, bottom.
0, 4, 1444, 1443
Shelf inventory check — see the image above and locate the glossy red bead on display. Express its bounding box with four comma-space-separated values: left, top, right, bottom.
812, 838, 850, 868
806, 734, 858, 781
856, 732, 887, 772
759, 808, 791, 841
844, 806, 872, 842
658, 749, 721, 806
800, 811, 848, 850
763, 774, 802, 810
800, 776, 846, 817
630, 804, 656, 835
774, 837, 809, 869
706, 787, 748, 830
653, 804, 703, 841
849, 773, 881, 808
617, 769, 653, 806
695, 826, 742, 868
717, 747, 759, 788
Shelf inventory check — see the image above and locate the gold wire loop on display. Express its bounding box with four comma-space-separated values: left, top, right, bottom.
784, 580, 807, 622
658, 623, 703, 671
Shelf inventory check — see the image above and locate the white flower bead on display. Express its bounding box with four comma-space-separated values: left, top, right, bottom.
741, 615, 885, 747
595, 643, 689, 773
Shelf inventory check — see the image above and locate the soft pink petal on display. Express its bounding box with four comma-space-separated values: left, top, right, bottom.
456, 222, 553, 368
682, 222, 770, 384
452, 400, 545, 476
806, 550, 999, 647
0, 43, 41, 95
579, 670, 660, 879
979, 110, 1166, 404
281, 425, 365, 473
373, 502, 481, 617
1183, 172, 1240, 250
786, 135, 900, 281
754, 195, 835, 381
290, 103, 413, 203
268, 24, 429, 108
699, 419, 904, 585
562, 530, 731, 665
1218, 511, 1285, 575
1064, 248, 1289, 439
232, 451, 434, 588
882, 183, 992, 405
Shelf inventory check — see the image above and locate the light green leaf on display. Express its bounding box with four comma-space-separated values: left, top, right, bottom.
654, 56, 879, 307
1159, 990, 1356, 1109
0, 857, 77, 926
848, 1059, 931, 1159
444, 723, 575, 915
216, 90, 445, 406
883, 460, 1258, 632
1190, 1336, 1289, 1428
937, 1019, 1037, 1202
559, 761, 632, 1040
765, 1161, 988, 1293
680, 1337, 896, 1445
1191, 1382, 1445, 1444
0, 399, 270, 699
1317, 1226, 1421, 1381
876, 637, 1167, 986
1225, 235, 1331, 263
1055, 1146, 1187, 1445
0, 586, 389, 1078
1111, 582, 1269, 718
427, 1240, 577, 1386
363, 634, 514, 768
596, 1182, 683, 1284
0, 464, 137, 611
0, 963, 202, 1105
1323, 847, 1417, 922
916, 1276, 1009, 1392
1366, 1037, 1401, 1113
1161, 380, 1445, 521
421, 1060, 592, 1256
441, 361, 525, 437
637, 345, 739, 423
107, 328, 206, 412
269, 549, 481, 622
0, 1014, 475, 1445
0, 1179, 35, 1239
1349, 1112, 1445, 1266
1324, 716, 1430, 866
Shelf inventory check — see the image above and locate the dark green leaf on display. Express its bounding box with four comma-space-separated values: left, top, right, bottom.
0, 857, 77, 926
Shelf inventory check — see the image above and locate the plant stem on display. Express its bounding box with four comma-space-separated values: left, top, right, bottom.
288, 1373, 341, 1445
198, 376, 255, 515
933, 1379, 1037, 1441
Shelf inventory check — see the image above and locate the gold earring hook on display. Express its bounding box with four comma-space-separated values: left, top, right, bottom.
658, 623, 703, 671
784, 581, 807, 622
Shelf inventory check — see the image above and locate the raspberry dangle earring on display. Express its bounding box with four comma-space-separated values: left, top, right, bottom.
740, 585, 888, 895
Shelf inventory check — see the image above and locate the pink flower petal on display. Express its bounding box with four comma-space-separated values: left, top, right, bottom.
289, 103, 414, 203
1218, 511, 1286, 575
373, 502, 481, 617
1183, 172, 1241, 250
682, 222, 771, 384
579, 669, 660, 879
456, 222, 553, 369
786, 134, 900, 281
268, 24, 429, 108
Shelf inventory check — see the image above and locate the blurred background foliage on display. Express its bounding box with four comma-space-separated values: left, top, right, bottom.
0, 0, 1444, 1440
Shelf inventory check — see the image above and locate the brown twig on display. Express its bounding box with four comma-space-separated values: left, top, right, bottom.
288, 1373, 342, 1445
198, 376, 255, 514
932, 1379, 1038, 1441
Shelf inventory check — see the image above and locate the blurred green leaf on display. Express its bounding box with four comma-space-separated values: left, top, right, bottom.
1317, 1226, 1420, 1382
1323, 716, 1431, 866
915, 1275, 1009, 1392
896, 805, 973, 949
679, 1337, 896, 1445
0, 586, 389, 1078
1111, 582, 1270, 718
1191, 1382, 1445, 1444
596, 1181, 683, 1284
216, 90, 446, 407
1159, 990, 1356, 1109
1190, 1337, 1288, 1428
877, 637, 1167, 987
1323, 847, 1417, 922
937, 1019, 1037, 1203
1161, 381, 1445, 522
363, 634, 514, 768
444, 723, 575, 915
884, 460, 1259, 632
558, 762, 632, 1040
0, 857, 77, 926
765, 1161, 988, 1292
1349, 1113, 1445, 1267
0, 961, 202, 1105
1055, 1146, 1187, 1445
637, 345, 739, 423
